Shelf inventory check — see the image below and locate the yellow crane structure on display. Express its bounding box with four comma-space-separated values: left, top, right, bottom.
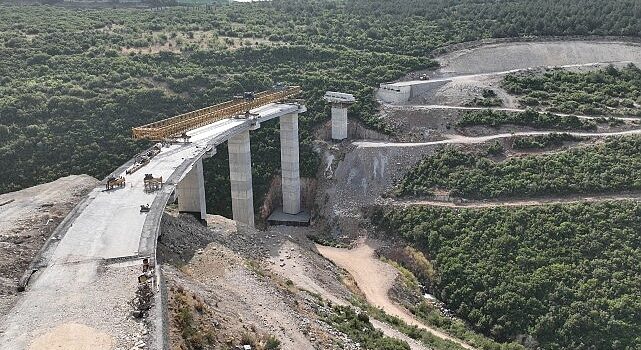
132, 86, 302, 141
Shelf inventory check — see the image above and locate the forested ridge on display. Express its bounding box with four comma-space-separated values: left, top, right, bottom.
395, 136, 641, 200
2, 0, 641, 210
371, 202, 641, 349
503, 64, 641, 116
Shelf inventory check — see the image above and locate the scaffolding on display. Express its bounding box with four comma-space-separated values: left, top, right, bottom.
132, 86, 302, 141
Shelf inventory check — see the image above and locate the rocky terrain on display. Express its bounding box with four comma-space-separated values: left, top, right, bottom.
159, 212, 434, 349
0, 175, 98, 315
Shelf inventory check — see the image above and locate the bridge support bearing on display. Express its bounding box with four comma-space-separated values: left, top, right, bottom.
228, 130, 255, 227
177, 158, 207, 221
280, 113, 301, 215
331, 105, 348, 141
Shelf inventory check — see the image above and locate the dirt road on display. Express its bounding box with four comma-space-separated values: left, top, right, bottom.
385, 104, 641, 122
317, 241, 475, 350
392, 192, 641, 208
355, 128, 641, 149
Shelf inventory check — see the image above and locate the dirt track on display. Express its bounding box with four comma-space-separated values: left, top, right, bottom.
392, 192, 641, 208
317, 241, 475, 350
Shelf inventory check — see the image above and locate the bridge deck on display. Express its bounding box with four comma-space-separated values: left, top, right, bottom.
0, 103, 302, 350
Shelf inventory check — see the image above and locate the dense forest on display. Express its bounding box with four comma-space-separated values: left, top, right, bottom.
503, 64, 641, 116
2, 0, 641, 212
456, 109, 597, 130
371, 202, 641, 349
511, 133, 584, 150
395, 136, 641, 199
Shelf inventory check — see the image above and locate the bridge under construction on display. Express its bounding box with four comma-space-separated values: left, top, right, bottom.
0, 90, 306, 350
132, 86, 302, 141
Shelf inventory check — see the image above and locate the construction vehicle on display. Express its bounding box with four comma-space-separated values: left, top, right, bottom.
143, 174, 163, 192
272, 82, 287, 91
234, 91, 255, 101
132, 85, 302, 141
140, 204, 150, 213
126, 144, 162, 174
105, 176, 126, 190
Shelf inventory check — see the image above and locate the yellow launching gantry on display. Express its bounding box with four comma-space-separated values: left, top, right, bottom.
132, 85, 302, 141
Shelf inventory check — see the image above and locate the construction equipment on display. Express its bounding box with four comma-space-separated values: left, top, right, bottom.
234, 91, 255, 101
143, 174, 163, 192
105, 176, 126, 190
132, 85, 302, 141
126, 144, 162, 174
140, 204, 150, 213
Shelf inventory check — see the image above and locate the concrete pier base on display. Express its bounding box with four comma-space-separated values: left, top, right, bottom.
280, 113, 301, 214
228, 130, 255, 227
177, 158, 206, 221
331, 106, 348, 140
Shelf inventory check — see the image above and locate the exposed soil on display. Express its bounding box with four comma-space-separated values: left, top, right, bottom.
317, 240, 475, 350
435, 41, 641, 76
159, 213, 446, 349
28, 323, 113, 350
0, 175, 98, 316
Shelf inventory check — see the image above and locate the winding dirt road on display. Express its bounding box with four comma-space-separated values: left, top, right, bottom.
385, 104, 641, 122
355, 128, 641, 148
392, 192, 641, 208
317, 241, 476, 350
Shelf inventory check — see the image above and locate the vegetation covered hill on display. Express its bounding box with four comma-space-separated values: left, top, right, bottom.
395, 136, 641, 200
371, 202, 641, 349
503, 64, 641, 116
2, 0, 641, 209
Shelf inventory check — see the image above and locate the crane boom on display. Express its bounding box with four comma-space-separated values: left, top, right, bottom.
132, 86, 302, 141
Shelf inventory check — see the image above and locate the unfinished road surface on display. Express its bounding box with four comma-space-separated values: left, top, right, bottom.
0, 103, 302, 350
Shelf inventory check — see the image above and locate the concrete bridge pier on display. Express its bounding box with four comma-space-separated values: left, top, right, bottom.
228, 130, 255, 227
330, 106, 348, 140
280, 112, 301, 214
323, 91, 356, 141
177, 157, 207, 221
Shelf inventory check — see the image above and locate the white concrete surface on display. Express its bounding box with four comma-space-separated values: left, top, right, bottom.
0, 103, 304, 350
323, 91, 356, 104
228, 130, 255, 227
377, 61, 633, 103
331, 106, 348, 141
177, 158, 207, 220
279, 113, 301, 214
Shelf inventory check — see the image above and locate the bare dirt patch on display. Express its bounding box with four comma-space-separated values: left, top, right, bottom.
436, 41, 641, 76
0, 175, 98, 315
28, 323, 113, 350
317, 240, 474, 350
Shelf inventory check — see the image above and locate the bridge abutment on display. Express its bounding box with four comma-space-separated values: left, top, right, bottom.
177, 158, 207, 221
280, 112, 301, 214
228, 130, 255, 227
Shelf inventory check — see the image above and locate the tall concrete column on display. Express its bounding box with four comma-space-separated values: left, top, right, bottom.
280, 113, 301, 214
177, 158, 206, 220
331, 106, 348, 140
228, 130, 255, 227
